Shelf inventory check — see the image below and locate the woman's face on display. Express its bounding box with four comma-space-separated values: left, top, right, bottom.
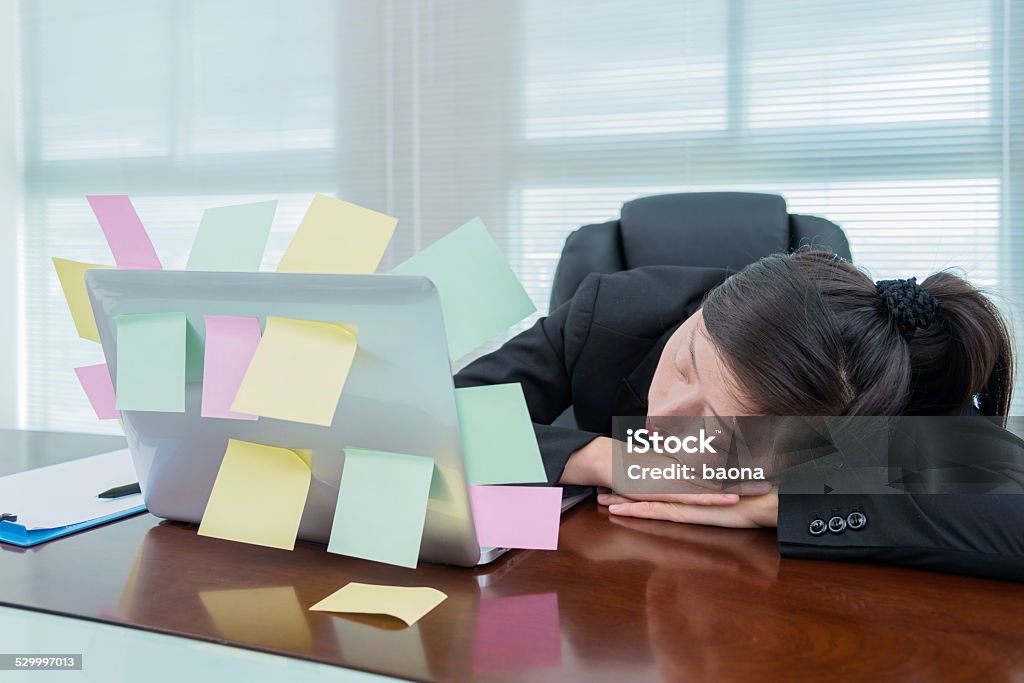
647, 309, 753, 418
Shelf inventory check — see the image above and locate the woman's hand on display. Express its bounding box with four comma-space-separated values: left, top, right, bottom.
597, 490, 779, 528
561, 437, 774, 497
561, 436, 615, 487
563, 437, 779, 527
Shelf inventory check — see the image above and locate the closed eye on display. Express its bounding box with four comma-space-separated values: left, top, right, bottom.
673, 340, 690, 381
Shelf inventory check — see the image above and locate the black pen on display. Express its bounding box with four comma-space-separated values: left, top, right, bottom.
97, 483, 141, 499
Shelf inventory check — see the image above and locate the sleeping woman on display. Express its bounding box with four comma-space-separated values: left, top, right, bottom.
454, 249, 1023, 580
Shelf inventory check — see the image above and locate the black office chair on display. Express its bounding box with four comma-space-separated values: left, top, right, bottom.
550, 192, 851, 310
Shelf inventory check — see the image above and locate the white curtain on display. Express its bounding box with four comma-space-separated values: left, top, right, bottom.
19, 0, 1024, 432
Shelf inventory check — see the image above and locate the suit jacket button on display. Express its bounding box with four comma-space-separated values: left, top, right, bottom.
828, 515, 847, 533
847, 511, 867, 530
808, 518, 827, 536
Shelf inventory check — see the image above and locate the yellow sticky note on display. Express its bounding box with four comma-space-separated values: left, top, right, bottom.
276, 194, 398, 274
310, 583, 447, 627
231, 317, 358, 427
198, 439, 311, 550
200, 586, 313, 653
53, 257, 113, 342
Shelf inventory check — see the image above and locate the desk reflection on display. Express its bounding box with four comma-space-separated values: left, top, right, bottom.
608, 518, 781, 681
117, 521, 574, 681
553, 508, 780, 681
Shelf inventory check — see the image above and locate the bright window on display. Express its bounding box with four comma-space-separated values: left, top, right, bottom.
18, 0, 1024, 430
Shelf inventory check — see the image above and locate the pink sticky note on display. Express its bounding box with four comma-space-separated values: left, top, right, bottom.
86, 195, 162, 270
75, 363, 119, 420
201, 315, 262, 420
469, 485, 562, 550
473, 593, 561, 672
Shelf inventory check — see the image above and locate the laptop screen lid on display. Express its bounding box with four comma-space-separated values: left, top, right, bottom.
86, 269, 482, 567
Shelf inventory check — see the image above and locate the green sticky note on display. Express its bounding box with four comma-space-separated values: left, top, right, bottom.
115, 312, 187, 412
392, 218, 536, 360
186, 200, 277, 271
455, 383, 547, 485
328, 448, 434, 568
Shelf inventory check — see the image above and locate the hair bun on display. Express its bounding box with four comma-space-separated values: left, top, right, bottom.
875, 277, 940, 340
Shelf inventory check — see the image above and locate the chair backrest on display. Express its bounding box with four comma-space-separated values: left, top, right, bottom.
549, 192, 851, 310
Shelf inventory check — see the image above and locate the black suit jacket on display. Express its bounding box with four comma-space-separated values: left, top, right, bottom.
455, 266, 1024, 581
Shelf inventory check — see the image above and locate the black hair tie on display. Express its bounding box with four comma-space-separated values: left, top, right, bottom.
875, 277, 940, 340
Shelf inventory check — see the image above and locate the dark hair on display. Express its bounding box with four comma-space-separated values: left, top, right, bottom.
701, 250, 1016, 419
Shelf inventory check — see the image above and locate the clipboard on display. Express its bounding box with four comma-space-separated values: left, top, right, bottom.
0, 449, 146, 547
0, 505, 146, 547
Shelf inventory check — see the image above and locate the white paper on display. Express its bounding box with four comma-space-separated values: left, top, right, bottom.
0, 449, 142, 530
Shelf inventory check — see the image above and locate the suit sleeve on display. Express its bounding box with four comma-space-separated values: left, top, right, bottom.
778, 494, 1024, 581
778, 414, 1024, 580
454, 285, 603, 485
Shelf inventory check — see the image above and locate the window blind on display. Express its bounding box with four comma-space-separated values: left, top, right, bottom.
516, 0, 1022, 411
21, 0, 342, 432
19, 0, 1024, 432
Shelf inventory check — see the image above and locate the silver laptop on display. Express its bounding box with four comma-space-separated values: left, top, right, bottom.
86, 269, 584, 567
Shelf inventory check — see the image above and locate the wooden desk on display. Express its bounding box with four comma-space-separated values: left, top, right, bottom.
1, 431, 1022, 682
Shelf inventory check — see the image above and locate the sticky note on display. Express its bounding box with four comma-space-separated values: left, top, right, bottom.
200, 586, 313, 652
198, 439, 311, 550
186, 200, 277, 271
53, 258, 112, 342
469, 485, 562, 550
115, 312, 186, 412
231, 316, 357, 426
392, 218, 536, 360
74, 363, 118, 419
310, 583, 446, 627
201, 315, 261, 420
455, 383, 547, 486
276, 194, 398, 274
86, 195, 162, 270
473, 593, 561, 672
328, 448, 434, 568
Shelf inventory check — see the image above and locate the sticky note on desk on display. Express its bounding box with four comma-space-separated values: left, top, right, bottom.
186, 200, 277, 271
276, 194, 397, 274
392, 218, 535, 360
201, 315, 261, 420
198, 439, 311, 550
328, 448, 434, 568
75, 363, 118, 419
87, 195, 162, 270
455, 383, 546, 486
311, 583, 447, 627
115, 312, 186, 412
53, 257, 112, 342
469, 485, 562, 550
231, 316, 357, 426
